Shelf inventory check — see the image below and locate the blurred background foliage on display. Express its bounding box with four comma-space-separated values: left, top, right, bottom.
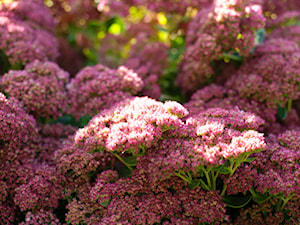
44, 0, 190, 103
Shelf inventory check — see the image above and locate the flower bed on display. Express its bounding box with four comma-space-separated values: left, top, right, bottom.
0, 0, 300, 224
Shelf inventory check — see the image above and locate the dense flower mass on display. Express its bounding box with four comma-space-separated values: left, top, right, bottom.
66, 168, 227, 224
74, 96, 188, 154
0, 2, 58, 68
67, 64, 144, 119
254, 131, 300, 197
55, 143, 115, 189
226, 37, 300, 108
137, 106, 265, 186
0, 92, 38, 149
1, 60, 70, 119
177, 0, 266, 93
14, 164, 64, 211
19, 210, 61, 225
0, 0, 56, 31
1, 0, 300, 224
185, 84, 277, 130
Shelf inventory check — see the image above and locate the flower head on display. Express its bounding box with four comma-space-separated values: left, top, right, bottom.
0, 92, 38, 150
1, 60, 70, 119
0, 14, 58, 67
67, 64, 143, 119
177, 0, 266, 92
75, 97, 187, 154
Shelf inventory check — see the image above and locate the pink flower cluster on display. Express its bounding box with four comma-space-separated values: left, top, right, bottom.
14, 164, 64, 212
0, 92, 38, 150
220, 129, 300, 223
1, 0, 300, 224
67, 64, 144, 119
226, 37, 300, 108
137, 107, 265, 185
185, 84, 277, 130
0, 0, 56, 31
37, 123, 77, 164
177, 0, 266, 93
66, 169, 226, 224
0, 1, 58, 68
1, 60, 70, 119
74, 96, 188, 153
55, 143, 115, 190
254, 131, 300, 197
19, 210, 61, 225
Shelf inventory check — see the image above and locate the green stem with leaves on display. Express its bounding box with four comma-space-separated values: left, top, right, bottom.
220, 153, 253, 196
275, 193, 295, 212
175, 170, 192, 183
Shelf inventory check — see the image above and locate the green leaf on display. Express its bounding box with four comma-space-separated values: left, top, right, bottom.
117, 164, 132, 178
198, 169, 204, 177
223, 52, 243, 62
213, 165, 231, 174
277, 105, 287, 120
50, 114, 92, 128
273, 192, 285, 199
156, 25, 168, 32
122, 156, 137, 166
188, 180, 201, 189
78, 115, 92, 127
222, 192, 252, 208
244, 157, 256, 163
254, 28, 266, 45
54, 114, 74, 125
199, 179, 210, 191
252, 192, 271, 204
100, 200, 110, 207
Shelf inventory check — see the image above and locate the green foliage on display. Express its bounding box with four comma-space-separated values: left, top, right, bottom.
254, 28, 266, 45
159, 35, 186, 103
188, 179, 201, 189
222, 192, 252, 208
122, 156, 137, 167
251, 191, 271, 204
53, 114, 92, 128
38, 114, 92, 128
212, 164, 231, 175
277, 105, 287, 120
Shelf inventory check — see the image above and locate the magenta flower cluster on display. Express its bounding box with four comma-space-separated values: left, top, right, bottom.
0, 92, 38, 150
177, 0, 266, 93
226, 37, 300, 108
1, 0, 300, 224
0, 0, 58, 68
67, 64, 144, 119
74, 96, 188, 154
1, 60, 70, 119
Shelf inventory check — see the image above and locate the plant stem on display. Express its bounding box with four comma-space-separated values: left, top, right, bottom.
276, 193, 295, 212
202, 169, 212, 190
287, 99, 292, 112
175, 171, 191, 183
113, 153, 133, 171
